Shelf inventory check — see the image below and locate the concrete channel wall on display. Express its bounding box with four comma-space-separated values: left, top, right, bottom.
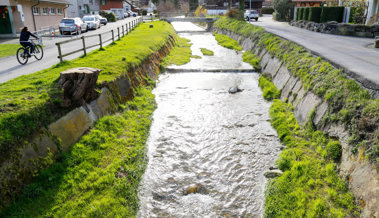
214, 28, 378, 217
0, 35, 176, 206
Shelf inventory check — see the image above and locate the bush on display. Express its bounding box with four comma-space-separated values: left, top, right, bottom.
99, 11, 117, 22
262, 7, 275, 14
326, 141, 342, 162
349, 7, 365, 24
309, 7, 322, 22
297, 7, 304, 20
273, 0, 294, 21
320, 7, 344, 23
303, 7, 310, 21
226, 9, 243, 20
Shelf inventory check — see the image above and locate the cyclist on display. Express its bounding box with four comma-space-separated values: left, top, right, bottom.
19, 27, 39, 57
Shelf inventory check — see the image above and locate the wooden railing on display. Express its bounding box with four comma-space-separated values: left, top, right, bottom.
56, 17, 143, 63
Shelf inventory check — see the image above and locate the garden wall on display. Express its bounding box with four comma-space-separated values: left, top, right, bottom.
214, 27, 378, 217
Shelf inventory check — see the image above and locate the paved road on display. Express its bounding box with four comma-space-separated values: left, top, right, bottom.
0, 16, 140, 84
251, 15, 379, 92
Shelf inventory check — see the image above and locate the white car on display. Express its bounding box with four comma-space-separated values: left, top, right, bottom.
126, 10, 138, 17
244, 10, 259, 21
82, 15, 101, 30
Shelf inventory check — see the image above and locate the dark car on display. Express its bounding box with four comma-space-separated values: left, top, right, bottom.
96, 15, 108, 26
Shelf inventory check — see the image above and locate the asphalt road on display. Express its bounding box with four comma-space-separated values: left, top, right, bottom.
251, 15, 379, 91
0, 16, 140, 84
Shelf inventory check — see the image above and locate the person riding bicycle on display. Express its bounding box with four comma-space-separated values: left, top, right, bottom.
19, 27, 39, 57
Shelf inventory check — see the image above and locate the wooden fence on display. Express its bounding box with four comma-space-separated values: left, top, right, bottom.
56, 17, 143, 63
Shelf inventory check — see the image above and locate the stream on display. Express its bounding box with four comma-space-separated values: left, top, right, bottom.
138, 22, 282, 217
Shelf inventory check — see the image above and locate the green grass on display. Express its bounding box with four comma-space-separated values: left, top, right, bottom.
191, 55, 202, 59
214, 33, 242, 51
242, 51, 261, 71
0, 87, 156, 217
200, 48, 214, 56
160, 37, 192, 68
214, 17, 378, 163
265, 99, 358, 217
0, 21, 176, 161
0, 44, 20, 58
258, 74, 281, 100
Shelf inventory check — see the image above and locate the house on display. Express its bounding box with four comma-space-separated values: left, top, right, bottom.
204, 0, 264, 14
367, 0, 378, 24
99, 0, 123, 19
1, 0, 69, 37
291, 0, 323, 7
66, 0, 100, 18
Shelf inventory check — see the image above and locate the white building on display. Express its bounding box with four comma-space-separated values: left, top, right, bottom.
66, 0, 100, 18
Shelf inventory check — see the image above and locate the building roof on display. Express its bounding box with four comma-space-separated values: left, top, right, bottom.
31, 0, 70, 5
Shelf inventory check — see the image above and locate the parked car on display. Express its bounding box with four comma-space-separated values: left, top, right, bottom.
82, 15, 101, 30
59, 18, 88, 35
244, 10, 259, 21
126, 10, 138, 17
96, 15, 107, 25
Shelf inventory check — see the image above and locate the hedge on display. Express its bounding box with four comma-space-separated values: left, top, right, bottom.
262, 7, 275, 14
303, 7, 310, 21
320, 7, 344, 23
297, 7, 304, 20
309, 7, 322, 22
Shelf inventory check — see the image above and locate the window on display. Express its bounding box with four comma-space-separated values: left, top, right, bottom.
57, 8, 62, 14
50, 8, 55, 14
101, 0, 106, 5
32, 7, 40, 15
42, 7, 48, 15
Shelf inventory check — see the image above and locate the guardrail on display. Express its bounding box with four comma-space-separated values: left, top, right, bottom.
55, 17, 143, 63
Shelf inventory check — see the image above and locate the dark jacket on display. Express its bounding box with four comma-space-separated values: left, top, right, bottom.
20, 30, 37, 42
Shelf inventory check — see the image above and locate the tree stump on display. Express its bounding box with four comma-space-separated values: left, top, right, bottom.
58, 67, 101, 109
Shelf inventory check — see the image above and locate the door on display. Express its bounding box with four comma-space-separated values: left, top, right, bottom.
0, 6, 12, 34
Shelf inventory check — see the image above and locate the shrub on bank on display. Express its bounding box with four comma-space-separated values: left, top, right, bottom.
99, 11, 117, 22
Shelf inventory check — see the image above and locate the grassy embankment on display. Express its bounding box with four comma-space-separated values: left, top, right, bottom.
0, 21, 193, 216
200, 48, 214, 56
0, 44, 19, 58
226, 16, 368, 216
214, 32, 242, 51
160, 37, 192, 68
0, 87, 156, 217
0, 21, 177, 206
215, 17, 378, 162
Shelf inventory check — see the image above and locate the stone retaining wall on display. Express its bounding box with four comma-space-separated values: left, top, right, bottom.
0, 35, 176, 206
290, 20, 379, 38
214, 28, 378, 217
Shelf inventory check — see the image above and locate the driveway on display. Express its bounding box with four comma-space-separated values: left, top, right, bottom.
250, 15, 379, 91
0, 16, 140, 84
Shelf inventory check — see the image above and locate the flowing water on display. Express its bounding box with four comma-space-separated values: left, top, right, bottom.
138, 22, 282, 217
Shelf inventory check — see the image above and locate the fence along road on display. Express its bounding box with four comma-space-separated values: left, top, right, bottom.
0, 17, 140, 84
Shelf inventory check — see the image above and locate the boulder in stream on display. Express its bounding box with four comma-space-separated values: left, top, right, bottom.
264, 169, 283, 178
228, 86, 244, 94
184, 183, 207, 195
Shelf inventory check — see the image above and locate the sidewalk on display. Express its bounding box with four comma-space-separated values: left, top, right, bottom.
252, 15, 379, 92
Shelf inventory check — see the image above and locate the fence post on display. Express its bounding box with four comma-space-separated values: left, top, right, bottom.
82, 36, 86, 56
129, 22, 131, 31
117, 27, 120, 40
122, 25, 124, 37
126, 24, 128, 34
111, 30, 114, 42
99, 34, 102, 49
56, 42, 63, 63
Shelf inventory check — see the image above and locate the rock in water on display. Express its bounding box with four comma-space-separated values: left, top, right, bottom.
228, 86, 244, 94
184, 183, 207, 195
264, 169, 283, 178
58, 67, 101, 108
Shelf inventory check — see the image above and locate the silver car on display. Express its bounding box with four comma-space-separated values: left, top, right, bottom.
82, 15, 101, 30
59, 18, 88, 35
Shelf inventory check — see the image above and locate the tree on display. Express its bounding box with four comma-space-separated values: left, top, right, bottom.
272, 0, 294, 21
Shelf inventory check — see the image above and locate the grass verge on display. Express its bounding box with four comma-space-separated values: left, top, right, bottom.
200, 48, 214, 56
0, 21, 176, 161
160, 37, 192, 68
214, 32, 242, 51
0, 44, 19, 58
214, 17, 378, 162
265, 99, 358, 217
0, 87, 156, 217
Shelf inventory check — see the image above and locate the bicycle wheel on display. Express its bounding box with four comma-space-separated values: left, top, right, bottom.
34, 45, 44, 60
16, 47, 28, 65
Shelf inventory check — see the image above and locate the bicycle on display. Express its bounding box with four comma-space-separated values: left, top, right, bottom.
16, 39, 44, 65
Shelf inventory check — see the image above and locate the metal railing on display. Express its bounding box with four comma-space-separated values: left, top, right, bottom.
55, 17, 143, 63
